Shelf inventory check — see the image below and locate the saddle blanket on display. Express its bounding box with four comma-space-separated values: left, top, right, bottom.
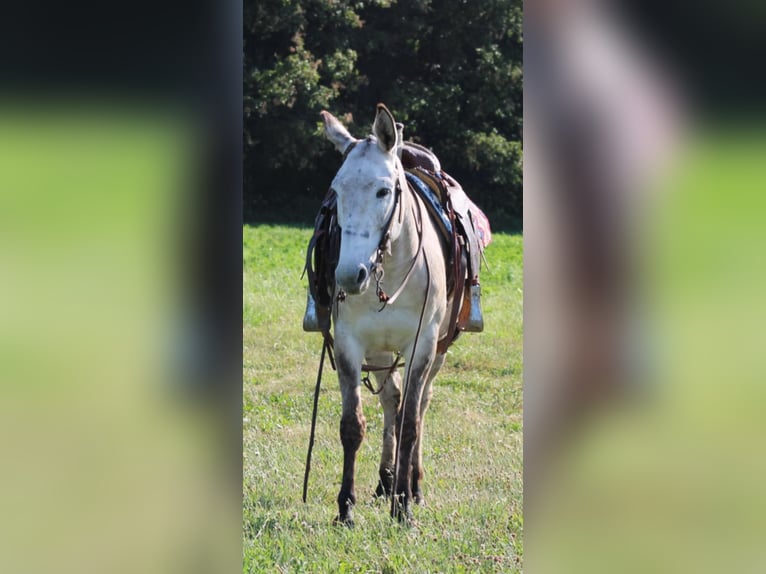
405, 169, 492, 250
405, 171, 453, 242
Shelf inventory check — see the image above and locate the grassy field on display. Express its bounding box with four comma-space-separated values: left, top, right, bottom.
243, 224, 523, 573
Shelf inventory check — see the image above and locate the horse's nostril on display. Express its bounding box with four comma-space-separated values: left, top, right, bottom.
357, 267, 368, 284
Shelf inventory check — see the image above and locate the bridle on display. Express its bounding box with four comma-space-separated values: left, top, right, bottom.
335, 141, 423, 312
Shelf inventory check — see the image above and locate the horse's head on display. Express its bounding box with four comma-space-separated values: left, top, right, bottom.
321, 104, 404, 295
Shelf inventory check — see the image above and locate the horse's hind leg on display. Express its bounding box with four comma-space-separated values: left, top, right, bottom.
368, 353, 401, 498
411, 353, 445, 505
334, 346, 366, 527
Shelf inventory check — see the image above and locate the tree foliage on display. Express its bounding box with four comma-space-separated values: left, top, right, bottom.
244, 0, 522, 229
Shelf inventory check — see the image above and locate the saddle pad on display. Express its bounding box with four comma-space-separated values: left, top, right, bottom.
469, 202, 492, 248
404, 171, 452, 246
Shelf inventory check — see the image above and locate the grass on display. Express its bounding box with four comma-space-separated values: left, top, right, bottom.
243, 224, 523, 573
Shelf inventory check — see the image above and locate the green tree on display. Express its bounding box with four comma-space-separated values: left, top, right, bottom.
244, 0, 522, 229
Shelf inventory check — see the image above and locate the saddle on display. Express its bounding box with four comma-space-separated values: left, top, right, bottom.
304, 142, 488, 352
400, 143, 490, 287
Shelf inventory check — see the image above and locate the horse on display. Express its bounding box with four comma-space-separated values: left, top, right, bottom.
316, 104, 464, 525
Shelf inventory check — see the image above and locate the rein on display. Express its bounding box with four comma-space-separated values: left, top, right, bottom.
302, 333, 334, 503
391, 189, 430, 519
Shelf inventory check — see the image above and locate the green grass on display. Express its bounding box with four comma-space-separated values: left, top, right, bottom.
243, 224, 523, 573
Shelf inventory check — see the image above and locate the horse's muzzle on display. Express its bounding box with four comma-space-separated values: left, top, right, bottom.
335, 263, 370, 295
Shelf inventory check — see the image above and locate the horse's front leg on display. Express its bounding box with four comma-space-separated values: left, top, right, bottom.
392, 339, 436, 523
334, 344, 366, 527
367, 352, 402, 498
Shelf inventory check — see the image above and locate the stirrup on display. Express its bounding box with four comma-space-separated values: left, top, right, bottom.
463, 283, 484, 332
303, 289, 320, 332
303, 289, 331, 332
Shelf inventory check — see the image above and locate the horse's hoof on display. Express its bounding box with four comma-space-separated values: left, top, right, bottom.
394, 509, 414, 526
375, 477, 394, 499
333, 515, 355, 528
376, 468, 394, 499
391, 496, 413, 525
413, 489, 425, 506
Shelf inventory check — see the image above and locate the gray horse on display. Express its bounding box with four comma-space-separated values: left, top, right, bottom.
318, 104, 466, 525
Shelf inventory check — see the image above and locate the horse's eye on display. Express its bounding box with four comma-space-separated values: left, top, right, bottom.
376, 188, 391, 198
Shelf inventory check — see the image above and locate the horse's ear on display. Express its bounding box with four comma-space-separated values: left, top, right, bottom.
373, 103, 397, 153
320, 110, 356, 154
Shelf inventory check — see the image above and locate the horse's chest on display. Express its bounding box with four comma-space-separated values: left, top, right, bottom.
341, 304, 424, 352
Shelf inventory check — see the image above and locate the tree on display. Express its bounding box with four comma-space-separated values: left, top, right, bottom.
244, 0, 522, 230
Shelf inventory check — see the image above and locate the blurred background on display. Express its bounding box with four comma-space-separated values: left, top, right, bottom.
525, 0, 766, 572
0, 1, 242, 572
